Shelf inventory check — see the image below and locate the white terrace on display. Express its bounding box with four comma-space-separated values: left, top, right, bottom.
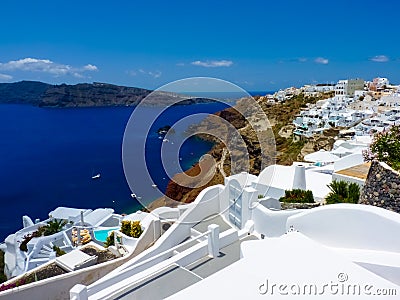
63, 167, 400, 300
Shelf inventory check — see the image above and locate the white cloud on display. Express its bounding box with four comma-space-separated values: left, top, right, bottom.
0, 58, 70, 75
149, 70, 162, 78
133, 69, 161, 78
126, 70, 137, 76
314, 57, 329, 65
369, 55, 389, 63
0, 73, 13, 81
83, 64, 98, 71
0, 58, 98, 77
191, 60, 233, 67
72, 72, 84, 78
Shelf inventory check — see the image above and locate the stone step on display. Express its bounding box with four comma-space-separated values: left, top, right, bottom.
35, 253, 50, 258
39, 249, 52, 255
42, 244, 53, 252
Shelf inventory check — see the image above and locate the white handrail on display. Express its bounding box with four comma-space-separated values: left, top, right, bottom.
122, 229, 211, 271
106, 263, 180, 299
87, 228, 212, 297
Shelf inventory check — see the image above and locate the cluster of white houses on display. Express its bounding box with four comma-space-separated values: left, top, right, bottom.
287, 77, 400, 139
264, 77, 397, 105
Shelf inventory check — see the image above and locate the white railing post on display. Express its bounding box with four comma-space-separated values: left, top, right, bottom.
70, 284, 88, 300
207, 224, 220, 258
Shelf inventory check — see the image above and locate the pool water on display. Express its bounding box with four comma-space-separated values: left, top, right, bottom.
94, 228, 119, 242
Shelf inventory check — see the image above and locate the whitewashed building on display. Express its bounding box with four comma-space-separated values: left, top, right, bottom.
335, 79, 364, 102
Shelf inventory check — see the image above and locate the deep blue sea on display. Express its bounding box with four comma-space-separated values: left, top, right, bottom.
0, 102, 230, 241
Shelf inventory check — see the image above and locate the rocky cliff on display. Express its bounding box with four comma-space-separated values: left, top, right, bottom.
0, 81, 50, 105
0, 81, 213, 107
148, 92, 338, 209
0, 81, 152, 107
41, 82, 152, 107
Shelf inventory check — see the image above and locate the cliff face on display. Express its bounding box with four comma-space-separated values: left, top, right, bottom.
149, 92, 338, 210
41, 82, 151, 107
0, 81, 50, 105
0, 81, 152, 107
0, 81, 216, 107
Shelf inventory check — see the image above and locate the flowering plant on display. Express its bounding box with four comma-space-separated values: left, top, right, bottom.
363, 125, 400, 170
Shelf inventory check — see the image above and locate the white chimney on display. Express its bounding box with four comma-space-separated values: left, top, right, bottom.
293, 165, 306, 190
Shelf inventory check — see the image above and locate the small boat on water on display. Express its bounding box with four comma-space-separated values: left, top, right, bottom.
152, 184, 157, 188
130, 193, 137, 198
92, 173, 101, 179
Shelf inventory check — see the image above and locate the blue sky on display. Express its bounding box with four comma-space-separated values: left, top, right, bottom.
0, 0, 399, 90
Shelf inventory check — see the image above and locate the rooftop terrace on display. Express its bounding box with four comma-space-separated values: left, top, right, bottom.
112, 234, 259, 300
335, 162, 371, 180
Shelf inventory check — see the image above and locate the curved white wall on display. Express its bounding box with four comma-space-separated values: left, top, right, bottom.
151, 207, 180, 220
252, 204, 304, 237
259, 198, 281, 210
286, 204, 400, 252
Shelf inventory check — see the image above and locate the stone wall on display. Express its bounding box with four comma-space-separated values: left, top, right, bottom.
280, 202, 320, 210
359, 160, 400, 213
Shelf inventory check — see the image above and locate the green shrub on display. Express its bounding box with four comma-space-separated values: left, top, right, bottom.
44, 220, 67, 236
0, 274, 7, 284
279, 189, 314, 203
104, 231, 115, 248
33, 226, 46, 237
348, 182, 361, 201
326, 180, 360, 204
130, 221, 143, 238
52, 245, 66, 257
19, 235, 32, 252
0, 251, 6, 284
19, 220, 67, 252
120, 220, 131, 236
120, 221, 143, 239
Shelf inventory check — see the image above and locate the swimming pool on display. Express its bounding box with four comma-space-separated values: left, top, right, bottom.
94, 228, 119, 242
